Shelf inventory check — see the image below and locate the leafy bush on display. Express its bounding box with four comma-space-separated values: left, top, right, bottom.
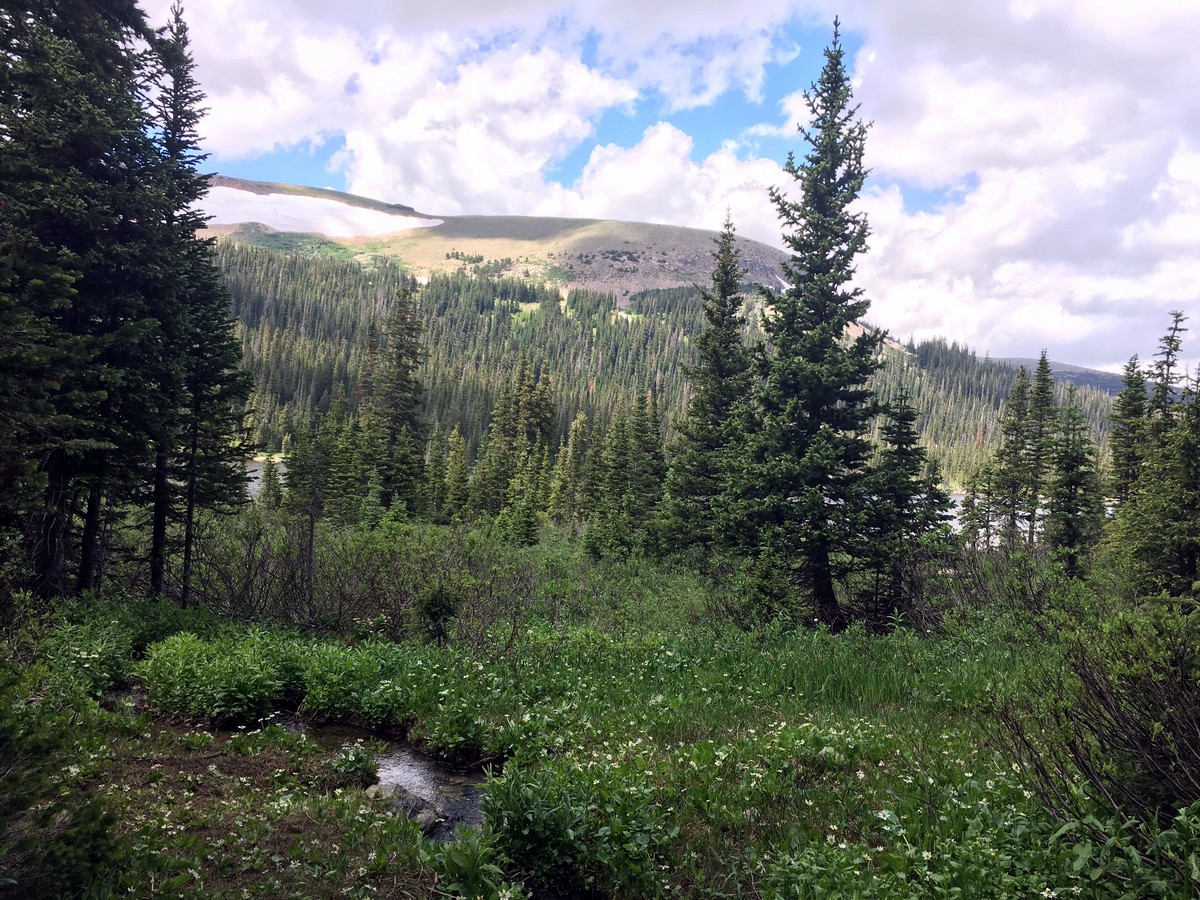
999, 597, 1200, 886
420, 826, 522, 898
484, 761, 676, 899
300, 642, 383, 719
137, 630, 301, 724
0, 666, 119, 895
42, 618, 134, 697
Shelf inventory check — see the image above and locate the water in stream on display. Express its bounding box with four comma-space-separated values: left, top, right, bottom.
304, 723, 487, 842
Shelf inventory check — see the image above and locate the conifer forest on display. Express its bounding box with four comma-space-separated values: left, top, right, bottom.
2, 4, 1199, 898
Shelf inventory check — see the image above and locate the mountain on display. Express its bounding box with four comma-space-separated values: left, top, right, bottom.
995, 357, 1126, 395
200, 175, 790, 300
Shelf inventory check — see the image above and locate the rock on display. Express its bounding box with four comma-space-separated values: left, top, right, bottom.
374, 783, 445, 836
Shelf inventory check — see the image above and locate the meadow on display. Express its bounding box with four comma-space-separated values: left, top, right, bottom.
6, 523, 1195, 899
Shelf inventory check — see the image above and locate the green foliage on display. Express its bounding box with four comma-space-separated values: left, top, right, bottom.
720, 22, 885, 629
484, 761, 676, 899
421, 826, 520, 898
1046, 390, 1105, 576
1101, 313, 1199, 597
662, 215, 754, 554
42, 617, 134, 697
331, 740, 379, 788
137, 630, 301, 724
0, 665, 118, 895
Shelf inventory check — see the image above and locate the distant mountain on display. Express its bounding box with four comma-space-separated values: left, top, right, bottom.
200, 175, 789, 302
995, 357, 1126, 395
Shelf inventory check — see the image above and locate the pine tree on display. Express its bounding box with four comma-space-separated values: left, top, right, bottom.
1147, 311, 1187, 440
149, 3, 251, 602
1025, 351, 1057, 544
992, 366, 1031, 551
662, 215, 754, 553
1109, 355, 1146, 505
1045, 388, 1104, 577
424, 423, 450, 522
258, 457, 283, 510
372, 284, 427, 515
1106, 315, 1197, 596
720, 21, 879, 629
443, 427, 471, 521
865, 393, 951, 623
547, 412, 589, 528
1, 0, 171, 597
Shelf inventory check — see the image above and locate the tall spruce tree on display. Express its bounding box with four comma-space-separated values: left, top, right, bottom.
1025, 351, 1057, 543
146, 3, 251, 602
992, 366, 1031, 551
1045, 387, 1104, 577
1109, 354, 1146, 505
370, 283, 427, 515
0, 0, 171, 597
720, 21, 879, 629
662, 215, 754, 553
865, 393, 951, 623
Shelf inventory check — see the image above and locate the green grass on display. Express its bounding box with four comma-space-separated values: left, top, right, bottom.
10, 539, 1199, 898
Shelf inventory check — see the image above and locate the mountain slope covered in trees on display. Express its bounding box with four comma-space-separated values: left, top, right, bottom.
219, 242, 1111, 487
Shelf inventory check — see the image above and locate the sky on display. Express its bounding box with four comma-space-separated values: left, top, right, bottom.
143, 0, 1200, 372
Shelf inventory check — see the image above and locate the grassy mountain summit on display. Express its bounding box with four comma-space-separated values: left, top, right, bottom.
201, 175, 790, 299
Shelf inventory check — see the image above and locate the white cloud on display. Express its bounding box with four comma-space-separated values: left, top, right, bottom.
142, 0, 1200, 370
532, 123, 784, 238
202, 186, 441, 236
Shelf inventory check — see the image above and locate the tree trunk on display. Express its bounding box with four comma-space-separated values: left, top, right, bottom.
811, 545, 846, 632
150, 449, 169, 595
34, 462, 70, 599
180, 422, 200, 609
77, 481, 104, 592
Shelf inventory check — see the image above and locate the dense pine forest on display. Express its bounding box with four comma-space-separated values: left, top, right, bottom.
218, 240, 1113, 488
3, 4, 1200, 899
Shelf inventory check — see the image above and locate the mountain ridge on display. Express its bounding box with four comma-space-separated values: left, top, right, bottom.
201, 175, 790, 301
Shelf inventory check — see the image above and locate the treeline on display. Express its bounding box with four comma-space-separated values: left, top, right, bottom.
221, 245, 695, 455
0, 1, 248, 602
220, 245, 1110, 487
960, 312, 1198, 594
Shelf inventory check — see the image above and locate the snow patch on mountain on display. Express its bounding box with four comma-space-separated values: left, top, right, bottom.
200, 186, 441, 237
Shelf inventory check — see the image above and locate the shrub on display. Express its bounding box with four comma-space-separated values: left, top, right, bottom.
137, 630, 299, 724
42, 618, 134, 697
484, 761, 676, 899
300, 642, 382, 719
0, 666, 119, 895
999, 597, 1200, 884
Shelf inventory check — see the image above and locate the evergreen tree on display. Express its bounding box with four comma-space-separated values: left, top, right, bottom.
1025, 351, 1057, 544
662, 215, 754, 552
1105, 315, 1197, 596
148, 5, 252, 600
1045, 388, 1104, 577
258, 457, 283, 510
1109, 355, 1146, 505
992, 366, 1031, 551
443, 427, 471, 521
864, 393, 951, 623
371, 284, 427, 515
0, 0, 174, 597
720, 21, 879, 630
958, 469, 986, 552
1147, 310, 1187, 440
547, 412, 589, 528
424, 423, 450, 522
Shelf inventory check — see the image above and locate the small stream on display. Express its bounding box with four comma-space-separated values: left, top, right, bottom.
304, 723, 487, 842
